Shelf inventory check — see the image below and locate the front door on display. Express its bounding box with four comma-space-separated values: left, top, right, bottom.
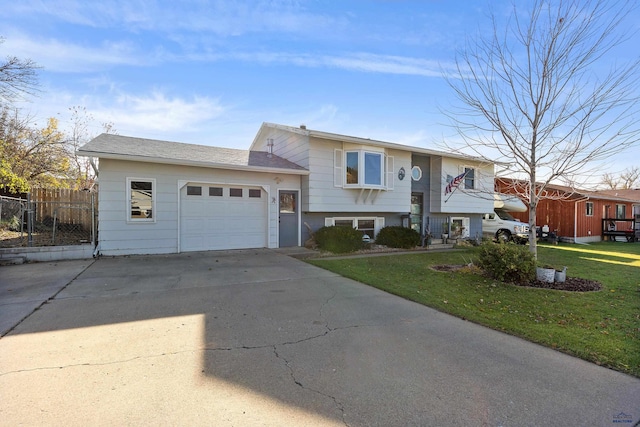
279, 190, 299, 247
410, 192, 423, 234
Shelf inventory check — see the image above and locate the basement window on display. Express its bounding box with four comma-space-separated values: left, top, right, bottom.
325, 216, 384, 240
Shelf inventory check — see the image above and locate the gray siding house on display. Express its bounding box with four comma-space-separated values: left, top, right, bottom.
78, 123, 494, 256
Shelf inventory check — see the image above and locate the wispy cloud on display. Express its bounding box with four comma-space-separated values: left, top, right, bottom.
1, 33, 148, 72
3, 30, 447, 77
102, 91, 227, 133
16, 87, 229, 139
205, 51, 446, 77
3, 0, 346, 38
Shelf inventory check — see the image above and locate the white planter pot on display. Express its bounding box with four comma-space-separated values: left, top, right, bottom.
554, 267, 567, 283
536, 267, 555, 283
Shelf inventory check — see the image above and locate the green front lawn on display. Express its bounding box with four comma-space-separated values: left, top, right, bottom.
308, 242, 640, 377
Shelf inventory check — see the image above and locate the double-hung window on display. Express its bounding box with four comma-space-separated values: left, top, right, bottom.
127, 178, 155, 222
464, 167, 475, 189
344, 150, 384, 188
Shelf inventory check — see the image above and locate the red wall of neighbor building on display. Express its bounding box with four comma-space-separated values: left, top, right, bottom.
496, 179, 635, 240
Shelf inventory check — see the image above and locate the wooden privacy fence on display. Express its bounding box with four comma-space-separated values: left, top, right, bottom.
30, 188, 95, 230
0, 188, 97, 248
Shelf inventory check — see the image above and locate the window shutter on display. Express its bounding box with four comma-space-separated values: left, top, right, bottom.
386, 156, 394, 190
334, 149, 343, 187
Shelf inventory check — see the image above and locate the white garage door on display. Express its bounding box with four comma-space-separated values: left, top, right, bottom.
180, 183, 267, 252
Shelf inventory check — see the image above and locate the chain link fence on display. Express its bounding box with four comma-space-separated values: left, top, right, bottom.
0, 190, 96, 248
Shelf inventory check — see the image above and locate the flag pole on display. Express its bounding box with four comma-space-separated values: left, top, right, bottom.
444, 170, 469, 203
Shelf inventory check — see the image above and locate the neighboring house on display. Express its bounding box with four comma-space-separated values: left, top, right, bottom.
78, 123, 494, 256
496, 178, 639, 243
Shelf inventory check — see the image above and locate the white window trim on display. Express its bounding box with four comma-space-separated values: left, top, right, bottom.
462, 166, 476, 190
585, 201, 594, 217
126, 177, 156, 223
411, 166, 422, 181
450, 216, 470, 238
324, 216, 386, 236
342, 150, 387, 190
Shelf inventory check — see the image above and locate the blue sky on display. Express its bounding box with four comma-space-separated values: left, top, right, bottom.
2, 0, 639, 181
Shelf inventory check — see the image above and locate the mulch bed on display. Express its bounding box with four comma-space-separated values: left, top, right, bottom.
522, 277, 602, 292
431, 264, 602, 292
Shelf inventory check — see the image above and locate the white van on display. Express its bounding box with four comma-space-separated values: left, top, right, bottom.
482, 194, 529, 243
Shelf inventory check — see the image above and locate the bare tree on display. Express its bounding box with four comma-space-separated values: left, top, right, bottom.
601, 167, 640, 190
443, 0, 640, 255
67, 106, 117, 190
0, 37, 40, 105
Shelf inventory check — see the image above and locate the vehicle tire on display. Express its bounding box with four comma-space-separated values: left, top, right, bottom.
496, 229, 512, 243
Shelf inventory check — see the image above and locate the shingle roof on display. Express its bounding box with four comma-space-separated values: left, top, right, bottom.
77, 134, 308, 174
593, 189, 640, 202
255, 122, 489, 163
496, 178, 639, 203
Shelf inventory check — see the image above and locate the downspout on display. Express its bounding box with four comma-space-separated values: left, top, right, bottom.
90, 157, 100, 257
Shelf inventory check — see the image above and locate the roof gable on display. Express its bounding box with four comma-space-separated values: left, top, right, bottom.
253, 122, 489, 163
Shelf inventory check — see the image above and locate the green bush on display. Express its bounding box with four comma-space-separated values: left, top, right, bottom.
476, 241, 536, 284
375, 226, 421, 249
314, 226, 364, 254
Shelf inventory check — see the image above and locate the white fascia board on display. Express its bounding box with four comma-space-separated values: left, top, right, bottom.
308, 130, 486, 163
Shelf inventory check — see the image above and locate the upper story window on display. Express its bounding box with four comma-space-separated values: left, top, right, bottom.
127, 178, 155, 222
464, 167, 475, 189
344, 150, 384, 188
346, 152, 359, 184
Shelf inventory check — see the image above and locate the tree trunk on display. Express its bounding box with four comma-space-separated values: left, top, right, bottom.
528, 180, 538, 258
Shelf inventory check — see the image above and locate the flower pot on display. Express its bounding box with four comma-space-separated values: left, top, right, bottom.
554, 267, 567, 283
536, 267, 555, 283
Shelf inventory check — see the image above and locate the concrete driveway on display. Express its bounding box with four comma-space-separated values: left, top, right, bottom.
1, 249, 638, 426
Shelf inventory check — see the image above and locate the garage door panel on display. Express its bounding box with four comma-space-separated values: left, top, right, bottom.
180, 184, 267, 252
184, 218, 204, 233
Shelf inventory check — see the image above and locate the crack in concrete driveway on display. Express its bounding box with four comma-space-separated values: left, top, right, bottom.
1, 249, 639, 426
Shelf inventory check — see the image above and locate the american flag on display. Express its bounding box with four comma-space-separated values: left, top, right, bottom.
444, 171, 467, 195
